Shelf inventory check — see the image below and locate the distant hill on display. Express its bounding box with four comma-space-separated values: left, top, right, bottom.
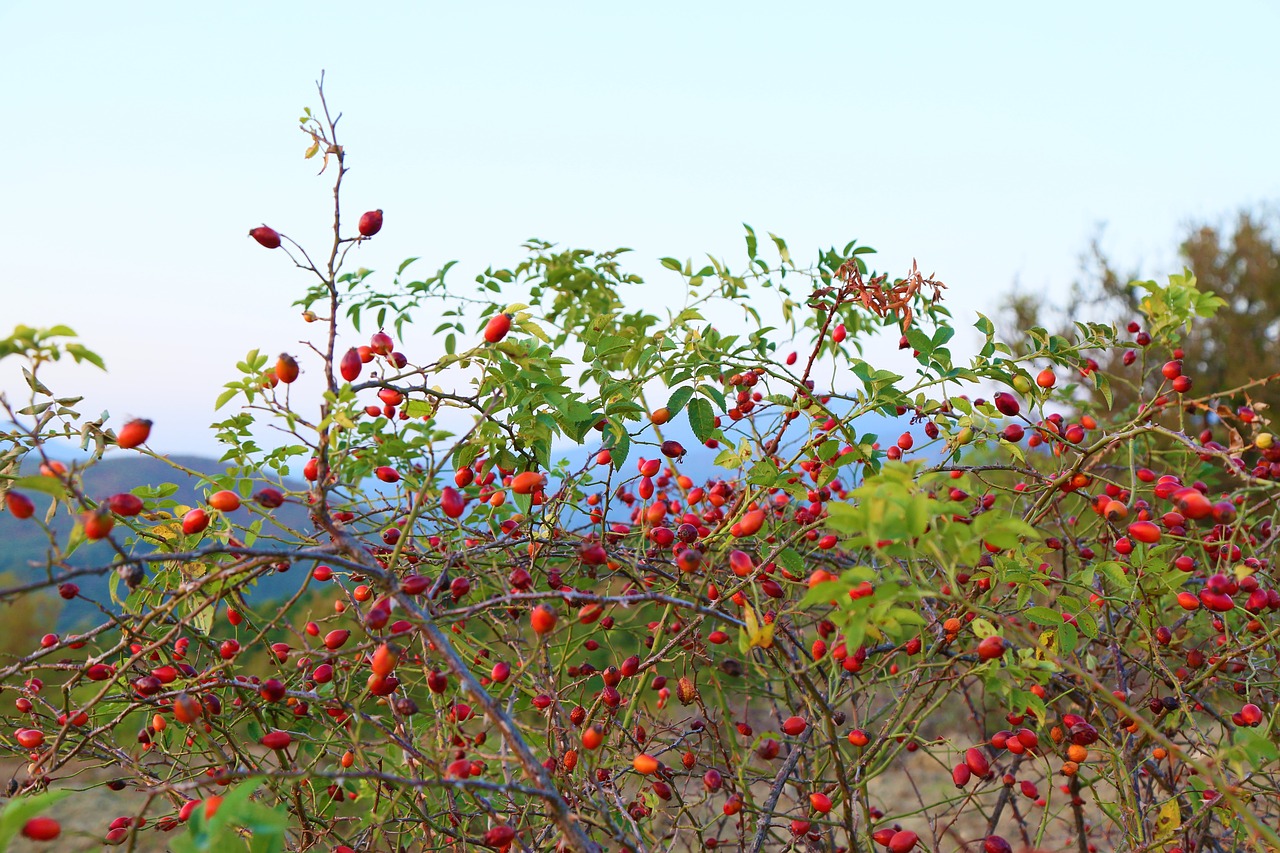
1, 455, 314, 630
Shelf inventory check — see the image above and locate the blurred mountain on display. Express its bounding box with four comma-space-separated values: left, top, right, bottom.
1, 455, 313, 630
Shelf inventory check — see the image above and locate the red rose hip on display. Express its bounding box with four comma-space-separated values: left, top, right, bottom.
249, 225, 281, 249
358, 209, 383, 237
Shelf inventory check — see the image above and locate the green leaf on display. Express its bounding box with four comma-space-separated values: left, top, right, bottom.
825, 501, 861, 535
9, 475, 66, 498
777, 548, 804, 575
1096, 560, 1131, 593
0, 790, 72, 851
214, 387, 239, 411
747, 458, 780, 487
185, 596, 216, 636
687, 398, 716, 443
172, 779, 287, 853
606, 423, 630, 469
65, 342, 106, 370
799, 576, 852, 609
666, 386, 695, 417
1236, 728, 1279, 770
1093, 370, 1113, 410
906, 328, 933, 357
1024, 606, 1062, 626
767, 232, 791, 265
660, 257, 683, 271
1058, 621, 1079, 655
698, 383, 726, 411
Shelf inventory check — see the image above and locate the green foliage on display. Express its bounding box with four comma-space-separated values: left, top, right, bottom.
170, 781, 288, 853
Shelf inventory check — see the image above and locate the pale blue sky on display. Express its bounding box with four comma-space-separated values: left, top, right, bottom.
3, 2, 1278, 454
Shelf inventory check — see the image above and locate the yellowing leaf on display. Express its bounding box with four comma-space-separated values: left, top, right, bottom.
519, 320, 552, 344
970, 618, 997, 640
150, 520, 185, 543
1037, 629, 1058, 661
743, 603, 775, 650
1152, 797, 1181, 848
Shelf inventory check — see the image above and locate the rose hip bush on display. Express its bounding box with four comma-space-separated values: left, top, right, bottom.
1, 83, 1279, 853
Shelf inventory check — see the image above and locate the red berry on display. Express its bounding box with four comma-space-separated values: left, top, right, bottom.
888, 829, 919, 852
21, 816, 61, 841
208, 490, 240, 512
108, 493, 144, 516
5, 491, 35, 519
440, 486, 467, 519
116, 418, 152, 449
182, 508, 210, 536
484, 313, 513, 343
992, 392, 1020, 417
983, 836, 1013, 853
1127, 520, 1161, 544
15, 728, 44, 748
977, 635, 1006, 661
248, 225, 281, 249
530, 605, 556, 635
964, 746, 991, 777
259, 730, 292, 750
275, 353, 299, 384
83, 509, 115, 540
511, 471, 546, 495
781, 716, 807, 736
1173, 488, 1212, 520
632, 753, 660, 774
340, 347, 363, 382
255, 488, 285, 508
370, 330, 394, 356
358, 209, 384, 237
482, 826, 516, 849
